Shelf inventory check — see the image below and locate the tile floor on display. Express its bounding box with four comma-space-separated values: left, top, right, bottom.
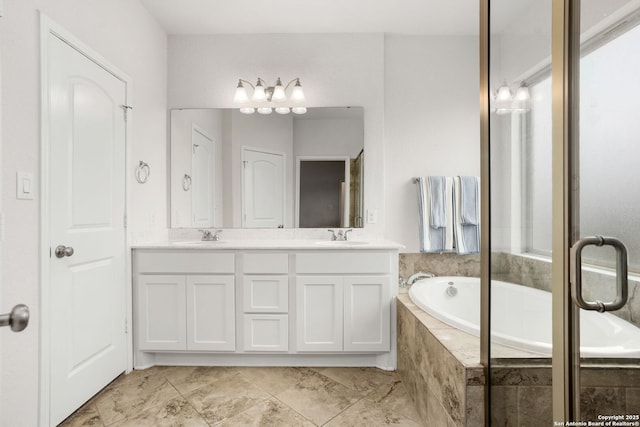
59, 366, 423, 426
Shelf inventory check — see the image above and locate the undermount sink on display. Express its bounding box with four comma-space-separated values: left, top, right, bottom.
315, 240, 370, 246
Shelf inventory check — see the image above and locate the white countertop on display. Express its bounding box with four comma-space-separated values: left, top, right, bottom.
132, 239, 404, 250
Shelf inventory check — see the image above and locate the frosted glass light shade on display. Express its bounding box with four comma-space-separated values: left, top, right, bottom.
291, 79, 305, 102
234, 81, 249, 103
252, 81, 266, 101
239, 107, 255, 114
257, 107, 273, 115
495, 84, 513, 115
272, 78, 286, 102
512, 85, 531, 113
291, 107, 307, 114
275, 107, 290, 114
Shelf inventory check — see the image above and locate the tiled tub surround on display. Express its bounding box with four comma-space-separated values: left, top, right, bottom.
398, 252, 640, 425
491, 362, 640, 425
399, 253, 480, 281
397, 293, 485, 426
398, 292, 640, 426
492, 252, 640, 328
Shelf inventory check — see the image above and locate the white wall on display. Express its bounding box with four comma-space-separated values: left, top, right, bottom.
384, 35, 480, 252
168, 33, 387, 236
0, 1, 167, 425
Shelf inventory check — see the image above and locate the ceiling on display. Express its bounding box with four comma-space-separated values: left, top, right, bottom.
138, 0, 480, 35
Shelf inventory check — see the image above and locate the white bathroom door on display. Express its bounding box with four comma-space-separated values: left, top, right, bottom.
242, 147, 285, 228
191, 125, 215, 227
46, 33, 127, 425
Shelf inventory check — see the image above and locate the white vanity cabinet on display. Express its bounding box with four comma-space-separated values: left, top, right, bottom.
295, 252, 391, 352
134, 250, 236, 352
133, 243, 399, 369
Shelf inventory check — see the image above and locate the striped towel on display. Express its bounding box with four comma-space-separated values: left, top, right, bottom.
416, 176, 454, 252
453, 176, 480, 254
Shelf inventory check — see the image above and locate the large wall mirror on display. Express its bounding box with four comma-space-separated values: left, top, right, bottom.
170, 107, 364, 229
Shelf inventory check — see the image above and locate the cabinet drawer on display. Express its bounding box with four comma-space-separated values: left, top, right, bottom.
296, 252, 390, 274
243, 275, 288, 313
135, 250, 235, 274
243, 253, 288, 274
243, 314, 288, 351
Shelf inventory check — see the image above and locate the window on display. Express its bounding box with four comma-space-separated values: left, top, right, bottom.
524, 21, 640, 272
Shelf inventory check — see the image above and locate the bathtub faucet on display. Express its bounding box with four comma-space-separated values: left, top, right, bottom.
406, 271, 436, 286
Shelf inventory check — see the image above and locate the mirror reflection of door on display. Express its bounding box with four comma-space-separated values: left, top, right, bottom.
296, 157, 350, 228
191, 124, 215, 227
242, 147, 285, 228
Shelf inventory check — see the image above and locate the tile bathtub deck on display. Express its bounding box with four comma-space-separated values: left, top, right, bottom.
60, 366, 422, 427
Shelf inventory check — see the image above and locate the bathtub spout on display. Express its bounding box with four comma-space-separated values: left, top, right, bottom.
407, 271, 436, 286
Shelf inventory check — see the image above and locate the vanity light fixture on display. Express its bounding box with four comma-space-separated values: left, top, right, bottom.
494, 82, 513, 115
512, 83, 531, 113
233, 77, 306, 115
491, 81, 530, 115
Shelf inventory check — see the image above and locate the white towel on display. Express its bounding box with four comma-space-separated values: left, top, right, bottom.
416, 176, 454, 253
453, 176, 480, 254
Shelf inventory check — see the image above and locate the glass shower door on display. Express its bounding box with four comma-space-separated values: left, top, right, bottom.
567, 0, 640, 420
485, 0, 640, 423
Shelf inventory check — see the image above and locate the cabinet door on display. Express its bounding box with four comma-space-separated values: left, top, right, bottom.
186, 275, 235, 351
343, 276, 391, 352
137, 275, 186, 351
296, 276, 343, 351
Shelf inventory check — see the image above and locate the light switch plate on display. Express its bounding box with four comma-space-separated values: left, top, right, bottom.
366, 209, 378, 224
17, 172, 34, 200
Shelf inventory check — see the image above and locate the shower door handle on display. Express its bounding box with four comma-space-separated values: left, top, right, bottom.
570, 235, 628, 312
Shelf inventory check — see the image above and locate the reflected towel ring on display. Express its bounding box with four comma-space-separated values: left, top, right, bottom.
135, 161, 150, 184
182, 174, 192, 191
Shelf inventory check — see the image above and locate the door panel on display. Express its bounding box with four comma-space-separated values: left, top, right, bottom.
574, 3, 640, 419
191, 125, 215, 227
485, 0, 640, 423
47, 34, 127, 425
242, 148, 285, 228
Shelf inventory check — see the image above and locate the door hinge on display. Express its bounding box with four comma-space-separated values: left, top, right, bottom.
124, 318, 128, 334
121, 105, 133, 122
124, 214, 128, 228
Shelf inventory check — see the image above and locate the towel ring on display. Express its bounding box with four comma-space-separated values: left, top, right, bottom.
135, 161, 150, 184
182, 174, 192, 191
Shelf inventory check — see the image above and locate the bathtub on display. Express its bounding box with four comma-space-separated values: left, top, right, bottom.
408, 276, 640, 357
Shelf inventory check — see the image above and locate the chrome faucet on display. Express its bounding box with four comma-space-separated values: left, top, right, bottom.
198, 229, 222, 241
406, 271, 436, 286
328, 229, 353, 241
